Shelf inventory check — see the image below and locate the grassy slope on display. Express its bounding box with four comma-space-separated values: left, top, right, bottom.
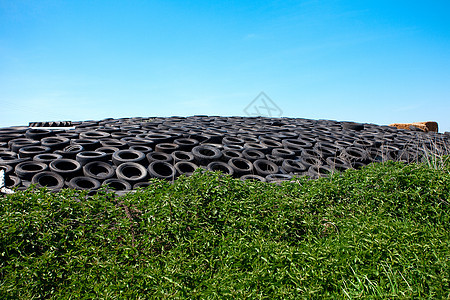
1, 161, 449, 299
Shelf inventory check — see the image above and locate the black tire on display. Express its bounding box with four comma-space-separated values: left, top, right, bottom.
259, 138, 283, 150
281, 159, 307, 174
31, 171, 65, 190
96, 146, 120, 160
40, 137, 70, 150
240, 174, 266, 182
325, 157, 352, 172
272, 148, 296, 159
102, 178, 132, 191
49, 159, 82, 179
223, 136, 245, 145
342, 122, 364, 131
221, 149, 243, 162
243, 142, 269, 154
15, 161, 48, 180
33, 153, 63, 164
265, 154, 284, 165
147, 151, 173, 164
129, 145, 153, 154
116, 162, 148, 184
112, 149, 146, 166
174, 161, 198, 176
148, 161, 177, 180
70, 139, 100, 151
1, 164, 13, 175
298, 154, 322, 169
18, 145, 51, 158
308, 165, 334, 179
83, 161, 115, 180
10, 139, 40, 153
314, 142, 343, 157
282, 139, 313, 149
5, 175, 21, 188
207, 161, 234, 176
253, 159, 279, 177
340, 147, 369, 164
242, 149, 265, 161
173, 138, 199, 151
228, 157, 253, 175
68, 176, 101, 190
54, 144, 84, 159
145, 133, 173, 144
192, 145, 222, 165
265, 173, 292, 183
155, 143, 180, 154
171, 151, 195, 163
100, 138, 128, 149
76, 151, 108, 166
223, 144, 244, 151
25, 128, 53, 140
79, 130, 111, 140
0, 155, 29, 167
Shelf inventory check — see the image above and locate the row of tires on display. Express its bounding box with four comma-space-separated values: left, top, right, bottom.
1, 116, 449, 193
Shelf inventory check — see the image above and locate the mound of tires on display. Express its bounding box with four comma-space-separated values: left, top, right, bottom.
1, 116, 449, 193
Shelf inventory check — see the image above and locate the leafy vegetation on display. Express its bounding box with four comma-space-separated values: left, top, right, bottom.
1, 160, 449, 299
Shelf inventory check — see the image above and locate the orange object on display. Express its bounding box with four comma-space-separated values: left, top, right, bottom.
389, 121, 438, 132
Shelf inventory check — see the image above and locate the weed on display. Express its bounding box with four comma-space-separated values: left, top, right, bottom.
0, 161, 449, 298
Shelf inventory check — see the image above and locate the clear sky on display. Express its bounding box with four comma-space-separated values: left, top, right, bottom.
1, 1, 449, 132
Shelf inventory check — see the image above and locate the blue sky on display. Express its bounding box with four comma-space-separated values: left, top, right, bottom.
1, 0, 449, 132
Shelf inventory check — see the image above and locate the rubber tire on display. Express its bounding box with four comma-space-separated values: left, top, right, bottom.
15, 161, 48, 180
83, 161, 115, 180
5, 175, 21, 188
147, 152, 173, 164
154, 143, 180, 154
54, 144, 84, 159
171, 151, 195, 163
33, 153, 63, 164
221, 149, 243, 162
173, 138, 199, 151
192, 145, 222, 165
49, 159, 82, 179
240, 174, 266, 182
342, 122, 364, 131
253, 159, 279, 177
116, 162, 148, 184
70, 139, 101, 151
281, 159, 307, 173
148, 161, 177, 180
308, 165, 334, 179
18, 145, 51, 158
207, 161, 234, 176
102, 178, 132, 191
242, 149, 265, 161
174, 161, 198, 176
129, 145, 153, 154
40, 137, 70, 150
76, 151, 108, 166
227, 157, 254, 176
31, 171, 65, 190
272, 148, 296, 159
68, 176, 101, 190
112, 149, 146, 166
265, 173, 292, 183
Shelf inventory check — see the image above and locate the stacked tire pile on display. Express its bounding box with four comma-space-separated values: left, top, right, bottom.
1, 116, 449, 194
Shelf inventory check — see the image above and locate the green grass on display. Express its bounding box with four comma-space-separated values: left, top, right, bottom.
1, 160, 449, 299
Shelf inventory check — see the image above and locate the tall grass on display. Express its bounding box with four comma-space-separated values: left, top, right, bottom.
1, 157, 449, 299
